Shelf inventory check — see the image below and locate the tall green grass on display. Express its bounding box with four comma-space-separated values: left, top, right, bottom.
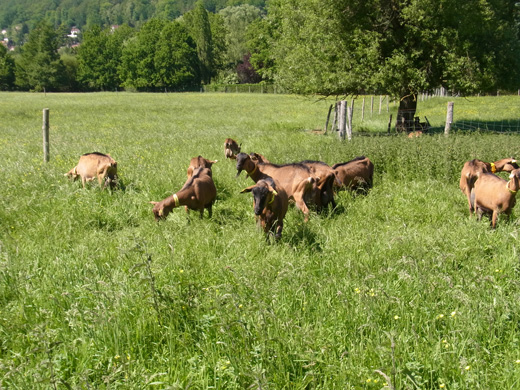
1, 92, 520, 389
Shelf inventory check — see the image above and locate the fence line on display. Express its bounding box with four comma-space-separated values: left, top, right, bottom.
326, 96, 520, 136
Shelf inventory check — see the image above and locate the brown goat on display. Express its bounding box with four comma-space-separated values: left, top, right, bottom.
235, 153, 318, 221
471, 168, 520, 228
300, 160, 338, 210
459, 157, 518, 216
187, 156, 217, 178
224, 138, 241, 160
65, 152, 118, 189
240, 177, 289, 240
332, 156, 374, 192
150, 167, 216, 220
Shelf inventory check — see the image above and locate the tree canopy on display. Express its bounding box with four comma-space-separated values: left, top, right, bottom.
15, 20, 66, 91
119, 19, 200, 91
0, 44, 15, 90
77, 24, 134, 91
265, 0, 520, 98
261, 0, 520, 129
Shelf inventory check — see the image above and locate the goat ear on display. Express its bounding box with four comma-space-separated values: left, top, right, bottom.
240, 185, 255, 193
149, 201, 159, 206
267, 184, 275, 193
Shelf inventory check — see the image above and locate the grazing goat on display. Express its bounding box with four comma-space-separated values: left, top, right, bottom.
332, 156, 374, 192
65, 152, 118, 189
241, 178, 289, 240
224, 138, 241, 159
150, 167, 216, 221
471, 168, 520, 228
300, 160, 338, 210
459, 157, 518, 216
235, 153, 317, 221
187, 155, 217, 178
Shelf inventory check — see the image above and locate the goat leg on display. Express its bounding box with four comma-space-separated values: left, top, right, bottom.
275, 221, 283, 241
292, 193, 310, 222
492, 210, 498, 229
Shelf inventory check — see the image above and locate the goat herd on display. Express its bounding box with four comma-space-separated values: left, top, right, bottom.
64, 139, 520, 239
64, 138, 374, 240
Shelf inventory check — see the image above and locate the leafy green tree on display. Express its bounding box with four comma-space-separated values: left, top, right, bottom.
207, 12, 228, 78
266, 0, 520, 130
15, 20, 66, 91
155, 21, 200, 90
155, 0, 182, 20
246, 16, 273, 81
218, 4, 262, 66
77, 24, 134, 91
0, 44, 16, 90
60, 49, 80, 91
120, 18, 166, 90
182, 1, 214, 84
120, 19, 200, 91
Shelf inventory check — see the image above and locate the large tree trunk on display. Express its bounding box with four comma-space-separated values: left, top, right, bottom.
395, 94, 417, 132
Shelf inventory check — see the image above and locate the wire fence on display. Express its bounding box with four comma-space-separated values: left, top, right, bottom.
455, 119, 520, 133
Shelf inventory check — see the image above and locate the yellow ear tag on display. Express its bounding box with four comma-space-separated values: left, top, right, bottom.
173, 193, 179, 207
159, 209, 164, 216
490, 162, 496, 173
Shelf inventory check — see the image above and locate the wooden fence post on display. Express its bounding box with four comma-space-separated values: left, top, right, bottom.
346, 105, 353, 141
324, 104, 333, 134
444, 102, 454, 136
338, 100, 346, 140
331, 102, 338, 133
43, 108, 50, 162
361, 97, 365, 121
370, 96, 374, 116
379, 95, 382, 114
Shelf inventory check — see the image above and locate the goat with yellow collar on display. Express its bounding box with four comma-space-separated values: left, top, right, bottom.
241, 177, 289, 241
150, 167, 216, 221
459, 157, 518, 217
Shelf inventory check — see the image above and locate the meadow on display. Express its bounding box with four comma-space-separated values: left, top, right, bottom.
1, 91, 520, 389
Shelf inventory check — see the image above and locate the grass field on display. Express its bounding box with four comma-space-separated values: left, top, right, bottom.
2, 92, 520, 389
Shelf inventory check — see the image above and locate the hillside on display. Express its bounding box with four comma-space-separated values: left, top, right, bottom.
0, 0, 266, 33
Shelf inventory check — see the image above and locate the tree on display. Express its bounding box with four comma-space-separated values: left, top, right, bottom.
182, 1, 214, 84
155, 22, 201, 90
218, 4, 262, 66
236, 52, 261, 83
0, 44, 16, 90
120, 19, 200, 91
59, 47, 80, 92
246, 16, 275, 81
77, 24, 134, 91
266, 0, 520, 131
15, 20, 66, 91
120, 19, 167, 90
